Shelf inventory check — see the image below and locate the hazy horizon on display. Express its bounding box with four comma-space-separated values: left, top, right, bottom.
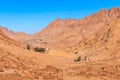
0, 0, 120, 34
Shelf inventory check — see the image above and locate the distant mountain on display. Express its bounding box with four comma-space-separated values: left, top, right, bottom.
0, 28, 24, 47
0, 26, 31, 41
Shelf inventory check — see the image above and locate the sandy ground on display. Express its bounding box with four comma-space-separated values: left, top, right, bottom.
0, 41, 120, 80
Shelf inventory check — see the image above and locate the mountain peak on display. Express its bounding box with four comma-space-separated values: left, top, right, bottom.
96, 8, 108, 15
101, 8, 108, 12
55, 18, 62, 22
109, 7, 120, 12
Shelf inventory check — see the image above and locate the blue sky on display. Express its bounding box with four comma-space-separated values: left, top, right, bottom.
0, 0, 120, 34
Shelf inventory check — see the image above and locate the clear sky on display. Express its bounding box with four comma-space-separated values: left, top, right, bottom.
0, 0, 120, 34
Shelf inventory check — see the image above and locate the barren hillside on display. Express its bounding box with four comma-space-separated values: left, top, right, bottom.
0, 26, 31, 41
30, 8, 120, 50
0, 8, 120, 80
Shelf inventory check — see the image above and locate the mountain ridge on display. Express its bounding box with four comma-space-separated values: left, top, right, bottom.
0, 26, 32, 41
29, 8, 120, 49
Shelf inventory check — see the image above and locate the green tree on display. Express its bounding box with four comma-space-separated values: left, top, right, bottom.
34, 47, 40, 52
27, 44, 30, 50
34, 47, 45, 53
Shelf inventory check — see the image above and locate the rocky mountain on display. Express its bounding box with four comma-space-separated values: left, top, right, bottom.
0, 28, 24, 48
0, 24, 65, 80
30, 8, 120, 50
0, 26, 31, 41
1, 8, 120, 50
0, 23, 77, 80
0, 7, 120, 80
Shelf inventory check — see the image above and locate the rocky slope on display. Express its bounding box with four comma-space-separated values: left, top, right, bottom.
0, 27, 66, 80
0, 28, 24, 48
0, 26, 31, 41
0, 27, 120, 80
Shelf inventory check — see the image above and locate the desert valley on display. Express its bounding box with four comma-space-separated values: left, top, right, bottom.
0, 8, 120, 80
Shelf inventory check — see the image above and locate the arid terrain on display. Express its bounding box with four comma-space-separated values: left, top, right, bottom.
0, 8, 120, 80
